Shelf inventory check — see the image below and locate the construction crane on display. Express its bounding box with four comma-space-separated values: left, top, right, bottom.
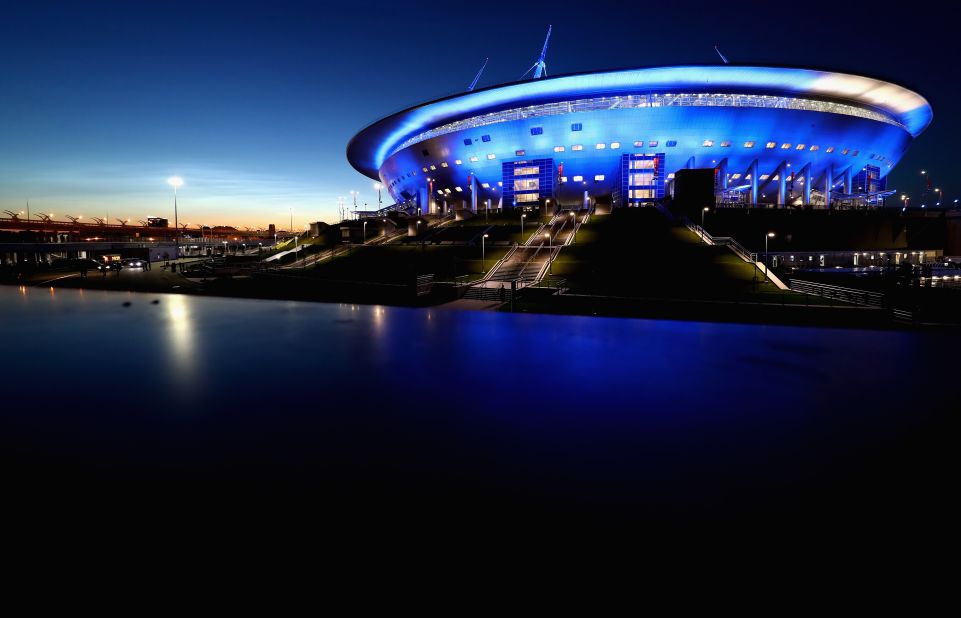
468, 58, 489, 91
521, 25, 552, 80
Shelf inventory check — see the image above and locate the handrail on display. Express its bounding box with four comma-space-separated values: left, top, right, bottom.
682, 215, 788, 290
788, 279, 884, 307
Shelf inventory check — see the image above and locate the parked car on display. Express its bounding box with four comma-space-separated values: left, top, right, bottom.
122, 258, 147, 270
96, 260, 123, 272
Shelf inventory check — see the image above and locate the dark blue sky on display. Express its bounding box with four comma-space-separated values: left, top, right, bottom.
0, 0, 954, 226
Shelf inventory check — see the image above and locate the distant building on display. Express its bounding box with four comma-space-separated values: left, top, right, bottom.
309, 222, 328, 238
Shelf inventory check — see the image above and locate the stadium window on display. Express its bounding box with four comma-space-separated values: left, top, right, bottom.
702, 140, 714, 147
436, 190, 444, 196
441, 162, 448, 167
633, 141, 645, 148
430, 165, 436, 170
731, 173, 742, 180
796, 144, 806, 150
595, 143, 606, 150
481, 134, 491, 142
571, 123, 582, 131
455, 186, 463, 192
482, 182, 490, 188
810, 145, 819, 151
825, 147, 835, 153
469, 156, 479, 162
766, 142, 776, 149
572, 175, 583, 182
530, 126, 544, 135
444, 188, 451, 194
841, 149, 849, 155
780, 143, 791, 149
487, 153, 496, 160
744, 141, 755, 148
455, 159, 462, 165
720, 141, 731, 147
610, 142, 620, 149
554, 146, 565, 152
648, 141, 658, 147
515, 150, 526, 156
572, 144, 583, 151
666, 140, 677, 147
422, 167, 428, 172
560, 176, 568, 183
463, 139, 472, 146
594, 175, 605, 182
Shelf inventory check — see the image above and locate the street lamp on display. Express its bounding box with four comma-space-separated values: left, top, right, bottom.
373, 182, 382, 211
363, 220, 367, 243
167, 176, 183, 257
570, 210, 576, 244
521, 213, 526, 236
701, 207, 710, 241
544, 231, 552, 275
350, 190, 358, 218
935, 187, 942, 206
765, 231, 775, 279
482, 233, 488, 270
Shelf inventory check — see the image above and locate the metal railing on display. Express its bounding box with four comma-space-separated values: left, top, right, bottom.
788, 279, 884, 307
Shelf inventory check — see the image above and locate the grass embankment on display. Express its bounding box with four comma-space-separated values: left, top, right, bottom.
548, 209, 817, 304
306, 244, 509, 284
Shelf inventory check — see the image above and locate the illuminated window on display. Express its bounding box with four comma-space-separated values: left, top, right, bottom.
666, 140, 677, 147
594, 174, 605, 182
514, 166, 539, 176
455, 159, 462, 165
809, 145, 819, 151
571, 123, 582, 131
455, 186, 463, 192
554, 146, 565, 152
516, 193, 538, 203
572, 175, 583, 182
781, 143, 791, 149
560, 176, 568, 183
514, 179, 539, 191
825, 147, 835, 153
766, 142, 777, 149
610, 142, 620, 149
481, 182, 490, 188
441, 162, 448, 167
649, 141, 658, 147
481, 134, 491, 142
633, 141, 645, 147
463, 139, 472, 146
436, 190, 444, 196
487, 153, 496, 160
430, 165, 436, 170
761, 174, 770, 180
744, 141, 755, 148
796, 144, 806, 150
731, 173, 742, 179
530, 127, 543, 136
469, 156, 479, 162
720, 141, 731, 147
841, 149, 849, 155
667, 172, 675, 179
444, 188, 451, 194
595, 143, 606, 149
702, 140, 714, 147
515, 150, 526, 156
572, 144, 583, 151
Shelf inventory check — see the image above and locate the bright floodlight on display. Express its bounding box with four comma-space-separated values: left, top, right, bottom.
167, 176, 184, 188
767, 232, 776, 238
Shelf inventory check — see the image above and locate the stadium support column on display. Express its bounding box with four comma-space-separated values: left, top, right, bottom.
716, 158, 729, 190
583, 190, 590, 211
797, 162, 811, 206
749, 160, 759, 206
417, 187, 428, 216
843, 167, 853, 195
777, 162, 788, 206
824, 164, 833, 209
470, 174, 478, 213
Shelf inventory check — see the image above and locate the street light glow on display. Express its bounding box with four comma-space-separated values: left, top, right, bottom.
167, 176, 184, 189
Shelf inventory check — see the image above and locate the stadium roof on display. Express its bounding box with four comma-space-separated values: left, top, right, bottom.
347, 65, 932, 178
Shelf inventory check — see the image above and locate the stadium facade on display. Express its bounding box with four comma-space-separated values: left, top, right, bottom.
347, 64, 931, 214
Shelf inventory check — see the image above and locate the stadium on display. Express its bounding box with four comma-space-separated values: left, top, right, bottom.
347, 46, 931, 215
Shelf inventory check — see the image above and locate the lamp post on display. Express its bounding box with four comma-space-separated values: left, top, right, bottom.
363, 220, 367, 243
701, 207, 709, 241
935, 187, 942, 206
544, 231, 552, 275
374, 182, 382, 211
570, 210, 576, 244
482, 233, 488, 270
765, 231, 775, 280
521, 213, 526, 236
167, 176, 183, 257
350, 190, 358, 218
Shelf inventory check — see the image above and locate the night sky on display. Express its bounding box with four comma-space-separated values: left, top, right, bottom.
1, 0, 955, 228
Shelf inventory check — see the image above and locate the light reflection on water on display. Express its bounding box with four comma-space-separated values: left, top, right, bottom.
2, 285, 956, 518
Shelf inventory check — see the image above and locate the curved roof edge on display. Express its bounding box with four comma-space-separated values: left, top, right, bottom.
347, 64, 932, 179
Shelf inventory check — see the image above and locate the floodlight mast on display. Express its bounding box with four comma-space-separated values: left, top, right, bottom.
468, 58, 489, 92
521, 25, 552, 80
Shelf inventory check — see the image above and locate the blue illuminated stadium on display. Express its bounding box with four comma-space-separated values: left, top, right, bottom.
347, 64, 932, 214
